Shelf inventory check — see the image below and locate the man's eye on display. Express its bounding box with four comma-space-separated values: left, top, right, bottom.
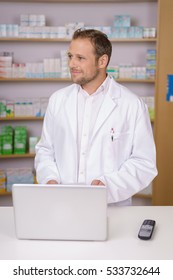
78, 56, 84, 60
68, 54, 72, 59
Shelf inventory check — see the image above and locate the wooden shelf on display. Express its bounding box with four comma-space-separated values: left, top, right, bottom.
0, 77, 155, 83
0, 116, 154, 122
0, 37, 71, 42
111, 38, 157, 42
117, 78, 155, 83
0, 77, 71, 82
133, 193, 152, 199
0, 0, 157, 3
0, 116, 43, 121
0, 190, 11, 196
0, 153, 35, 159
0, 37, 157, 43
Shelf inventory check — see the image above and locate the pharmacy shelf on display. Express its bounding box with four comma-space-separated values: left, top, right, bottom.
0, 37, 157, 43
0, 191, 10, 196
0, 153, 35, 159
0, 0, 158, 3
0, 116, 154, 122
0, 77, 71, 82
0, 77, 155, 83
117, 78, 155, 83
133, 193, 152, 199
0, 116, 43, 121
0, 116, 154, 123
111, 38, 157, 42
0, 190, 11, 196
0, 38, 71, 42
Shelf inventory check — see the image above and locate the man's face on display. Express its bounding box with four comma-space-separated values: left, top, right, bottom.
68, 38, 100, 86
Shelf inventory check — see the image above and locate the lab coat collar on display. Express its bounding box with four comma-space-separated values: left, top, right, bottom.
64, 77, 121, 144
64, 85, 79, 143
90, 77, 121, 142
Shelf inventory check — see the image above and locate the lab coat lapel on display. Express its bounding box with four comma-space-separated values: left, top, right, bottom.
91, 86, 120, 143
64, 87, 78, 143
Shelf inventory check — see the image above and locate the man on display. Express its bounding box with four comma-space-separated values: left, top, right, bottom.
35, 29, 157, 205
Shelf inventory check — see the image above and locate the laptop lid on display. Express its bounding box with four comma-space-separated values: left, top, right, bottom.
12, 184, 107, 241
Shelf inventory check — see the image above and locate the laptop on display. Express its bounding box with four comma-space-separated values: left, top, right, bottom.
12, 184, 107, 241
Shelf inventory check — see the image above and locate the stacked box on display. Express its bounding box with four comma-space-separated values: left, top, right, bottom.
32, 98, 41, 117
0, 100, 6, 117
0, 135, 2, 154
166, 75, 173, 102
14, 126, 27, 154
107, 66, 119, 79
6, 168, 34, 192
29, 136, 39, 153
1, 135, 13, 155
133, 26, 143, 39
0, 170, 6, 191
147, 96, 155, 120
141, 96, 155, 121
6, 101, 14, 117
0, 126, 13, 155
102, 26, 112, 38
14, 98, 34, 117
143, 27, 156, 38
61, 50, 70, 78
0, 24, 18, 37
20, 14, 46, 27
146, 49, 156, 80
114, 15, 131, 27
0, 54, 13, 78
1, 126, 13, 135
40, 97, 48, 116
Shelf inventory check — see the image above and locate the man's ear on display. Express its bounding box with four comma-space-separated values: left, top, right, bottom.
98, 54, 109, 69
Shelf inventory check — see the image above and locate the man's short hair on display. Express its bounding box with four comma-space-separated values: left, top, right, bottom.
72, 28, 112, 66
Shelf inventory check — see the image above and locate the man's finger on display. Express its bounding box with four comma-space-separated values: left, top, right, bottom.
91, 180, 100, 185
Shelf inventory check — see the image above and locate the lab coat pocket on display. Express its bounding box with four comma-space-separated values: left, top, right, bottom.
102, 130, 132, 171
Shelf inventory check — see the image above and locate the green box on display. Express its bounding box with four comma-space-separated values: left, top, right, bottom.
14, 126, 27, 154
1, 134, 13, 155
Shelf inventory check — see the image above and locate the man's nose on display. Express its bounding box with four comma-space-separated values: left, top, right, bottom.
68, 57, 77, 68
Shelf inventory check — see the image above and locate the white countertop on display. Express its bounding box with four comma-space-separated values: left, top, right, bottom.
0, 206, 172, 260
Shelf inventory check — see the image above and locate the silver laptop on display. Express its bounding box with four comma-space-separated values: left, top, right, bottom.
12, 184, 107, 241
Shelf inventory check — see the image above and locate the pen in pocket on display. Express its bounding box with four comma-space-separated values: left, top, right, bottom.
110, 128, 115, 141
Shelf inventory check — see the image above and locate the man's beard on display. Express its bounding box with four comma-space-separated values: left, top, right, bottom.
71, 68, 100, 86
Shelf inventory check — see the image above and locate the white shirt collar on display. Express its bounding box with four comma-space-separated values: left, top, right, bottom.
79, 75, 111, 98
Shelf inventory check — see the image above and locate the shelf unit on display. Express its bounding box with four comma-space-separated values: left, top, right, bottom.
152, 0, 173, 205
0, 153, 35, 158
0, 116, 43, 121
0, 77, 71, 82
0, 0, 157, 3
0, 77, 155, 83
0, 0, 157, 201
0, 37, 157, 43
0, 190, 11, 196
0, 37, 156, 84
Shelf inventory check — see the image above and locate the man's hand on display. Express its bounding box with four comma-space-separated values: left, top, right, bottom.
47, 180, 58, 184
91, 179, 105, 186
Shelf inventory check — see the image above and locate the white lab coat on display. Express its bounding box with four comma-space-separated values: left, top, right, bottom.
35, 76, 157, 205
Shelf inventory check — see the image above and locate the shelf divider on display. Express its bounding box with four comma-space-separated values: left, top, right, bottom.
0, 153, 35, 159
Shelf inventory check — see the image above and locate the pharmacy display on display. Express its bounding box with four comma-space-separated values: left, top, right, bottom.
0, 14, 156, 80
